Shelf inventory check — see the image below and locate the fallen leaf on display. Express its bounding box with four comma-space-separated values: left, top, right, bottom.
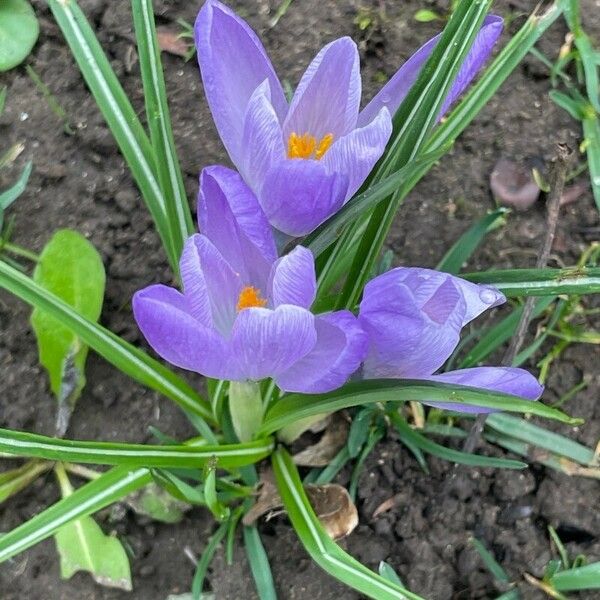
293, 413, 349, 467
243, 468, 358, 539
157, 27, 193, 58
305, 483, 358, 539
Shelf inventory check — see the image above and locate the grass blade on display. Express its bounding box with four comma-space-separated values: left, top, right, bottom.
389, 413, 525, 469
0, 260, 215, 426
582, 107, 600, 211
304, 143, 451, 258
0, 161, 32, 209
437, 208, 509, 274
272, 448, 424, 600
0, 465, 151, 563
131, 0, 193, 257
458, 297, 556, 368
191, 520, 229, 599
243, 525, 278, 600
485, 413, 596, 466
0, 428, 274, 469
336, 0, 493, 310
46, 0, 178, 272
259, 380, 580, 436
470, 538, 510, 584
463, 267, 600, 296
551, 562, 600, 591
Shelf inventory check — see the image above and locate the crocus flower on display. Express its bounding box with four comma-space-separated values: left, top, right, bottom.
195, 0, 503, 236
358, 268, 543, 412
133, 166, 366, 393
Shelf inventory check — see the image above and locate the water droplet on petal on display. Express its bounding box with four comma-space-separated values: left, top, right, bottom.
479, 288, 498, 305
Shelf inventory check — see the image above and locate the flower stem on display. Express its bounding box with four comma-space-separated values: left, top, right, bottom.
1, 242, 39, 262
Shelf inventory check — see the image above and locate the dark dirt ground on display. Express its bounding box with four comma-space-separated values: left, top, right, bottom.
1, 0, 600, 598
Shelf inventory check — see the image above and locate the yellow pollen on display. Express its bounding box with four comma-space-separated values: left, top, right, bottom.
236, 286, 268, 312
287, 132, 334, 160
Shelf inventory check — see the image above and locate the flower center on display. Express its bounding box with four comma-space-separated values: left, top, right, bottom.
236, 286, 268, 312
287, 132, 333, 160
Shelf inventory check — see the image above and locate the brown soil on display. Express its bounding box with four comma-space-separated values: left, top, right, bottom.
1, 1, 599, 599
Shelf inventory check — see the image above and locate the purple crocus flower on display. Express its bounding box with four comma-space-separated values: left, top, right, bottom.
133, 166, 366, 393
358, 268, 543, 412
195, 0, 503, 237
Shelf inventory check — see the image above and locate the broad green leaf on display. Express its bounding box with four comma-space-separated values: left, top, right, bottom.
125, 482, 189, 523
0, 161, 32, 232
0, 0, 39, 71
31, 229, 105, 435
55, 515, 132, 590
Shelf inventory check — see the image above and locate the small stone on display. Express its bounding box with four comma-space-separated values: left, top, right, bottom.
139, 564, 156, 577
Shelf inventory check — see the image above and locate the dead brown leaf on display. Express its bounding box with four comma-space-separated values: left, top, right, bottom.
156, 27, 193, 58
292, 413, 349, 467
243, 468, 358, 539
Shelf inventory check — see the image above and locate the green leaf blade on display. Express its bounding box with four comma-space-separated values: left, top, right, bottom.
131, 0, 193, 258
260, 380, 580, 436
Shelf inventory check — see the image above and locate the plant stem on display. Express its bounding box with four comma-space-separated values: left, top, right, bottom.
462, 143, 573, 454
1, 242, 39, 262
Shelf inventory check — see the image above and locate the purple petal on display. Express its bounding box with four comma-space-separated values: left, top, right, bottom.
283, 37, 361, 140
359, 268, 504, 378
133, 285, 234, 379
260, 160, 348, 236
239, 80, 285, 192
198, 166, 277, 289
421, 366, 543, 413
181, 234, 241, 335
195, 0, 287, 166
230, 305, 317, 380
357, 15, 503, 127
322, 107, 392, 201
268, 246, 316, 309
276, 310, 368, 393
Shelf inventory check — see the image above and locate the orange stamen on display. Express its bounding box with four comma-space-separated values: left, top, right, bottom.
287, 131, 334, 160
236, 286, 268, 312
